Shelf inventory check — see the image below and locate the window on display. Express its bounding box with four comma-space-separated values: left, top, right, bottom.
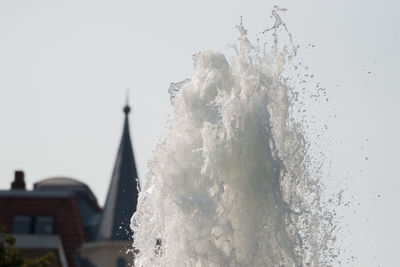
12, 215, 32, 234
12, 215, 54, 235
117, 258, 126, 267
34, 216, 54, 234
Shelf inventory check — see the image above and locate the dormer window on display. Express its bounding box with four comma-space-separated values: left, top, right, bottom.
12, 215, 54, 235
12, 215, 32, 234
34, 216, 54, 234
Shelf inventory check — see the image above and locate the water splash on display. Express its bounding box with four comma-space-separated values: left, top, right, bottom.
168, 78, 190, 105
131, 7, 336, 266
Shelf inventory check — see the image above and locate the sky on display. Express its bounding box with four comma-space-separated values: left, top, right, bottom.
0, 0, 399, 265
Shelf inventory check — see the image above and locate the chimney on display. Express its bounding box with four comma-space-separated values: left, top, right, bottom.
11, 170, 26, 190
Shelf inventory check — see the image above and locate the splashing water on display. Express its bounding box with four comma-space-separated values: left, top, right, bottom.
131, 8, 336, 267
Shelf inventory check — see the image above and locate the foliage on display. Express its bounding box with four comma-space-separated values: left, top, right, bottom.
0, 225, 54, 267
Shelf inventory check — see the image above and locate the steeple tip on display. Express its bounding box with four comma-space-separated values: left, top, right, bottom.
123, 105, 131, 115
124, 88, 131, 115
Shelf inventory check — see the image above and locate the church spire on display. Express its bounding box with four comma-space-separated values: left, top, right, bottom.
96, 102, 140, 241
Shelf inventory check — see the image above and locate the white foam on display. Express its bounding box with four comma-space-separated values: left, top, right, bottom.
131, 10, 335, 266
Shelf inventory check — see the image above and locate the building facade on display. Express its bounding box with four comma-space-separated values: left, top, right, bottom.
0, 104, 140, 267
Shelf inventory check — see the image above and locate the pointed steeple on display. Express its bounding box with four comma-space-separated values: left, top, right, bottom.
96, 103, 140, 241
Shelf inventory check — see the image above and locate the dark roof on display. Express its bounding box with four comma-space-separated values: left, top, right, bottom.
0, 190, 74, 198
96, 104, 140, 241
0, 176, 93, 199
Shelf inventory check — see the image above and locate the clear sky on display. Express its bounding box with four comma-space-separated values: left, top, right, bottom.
0, 0, 399, 265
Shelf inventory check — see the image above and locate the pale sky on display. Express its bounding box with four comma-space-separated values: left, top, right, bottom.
0, 0, 399, 266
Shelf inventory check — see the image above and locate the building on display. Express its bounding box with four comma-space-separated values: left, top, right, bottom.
0, 103, 140, 267
81, 104, 140, 266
